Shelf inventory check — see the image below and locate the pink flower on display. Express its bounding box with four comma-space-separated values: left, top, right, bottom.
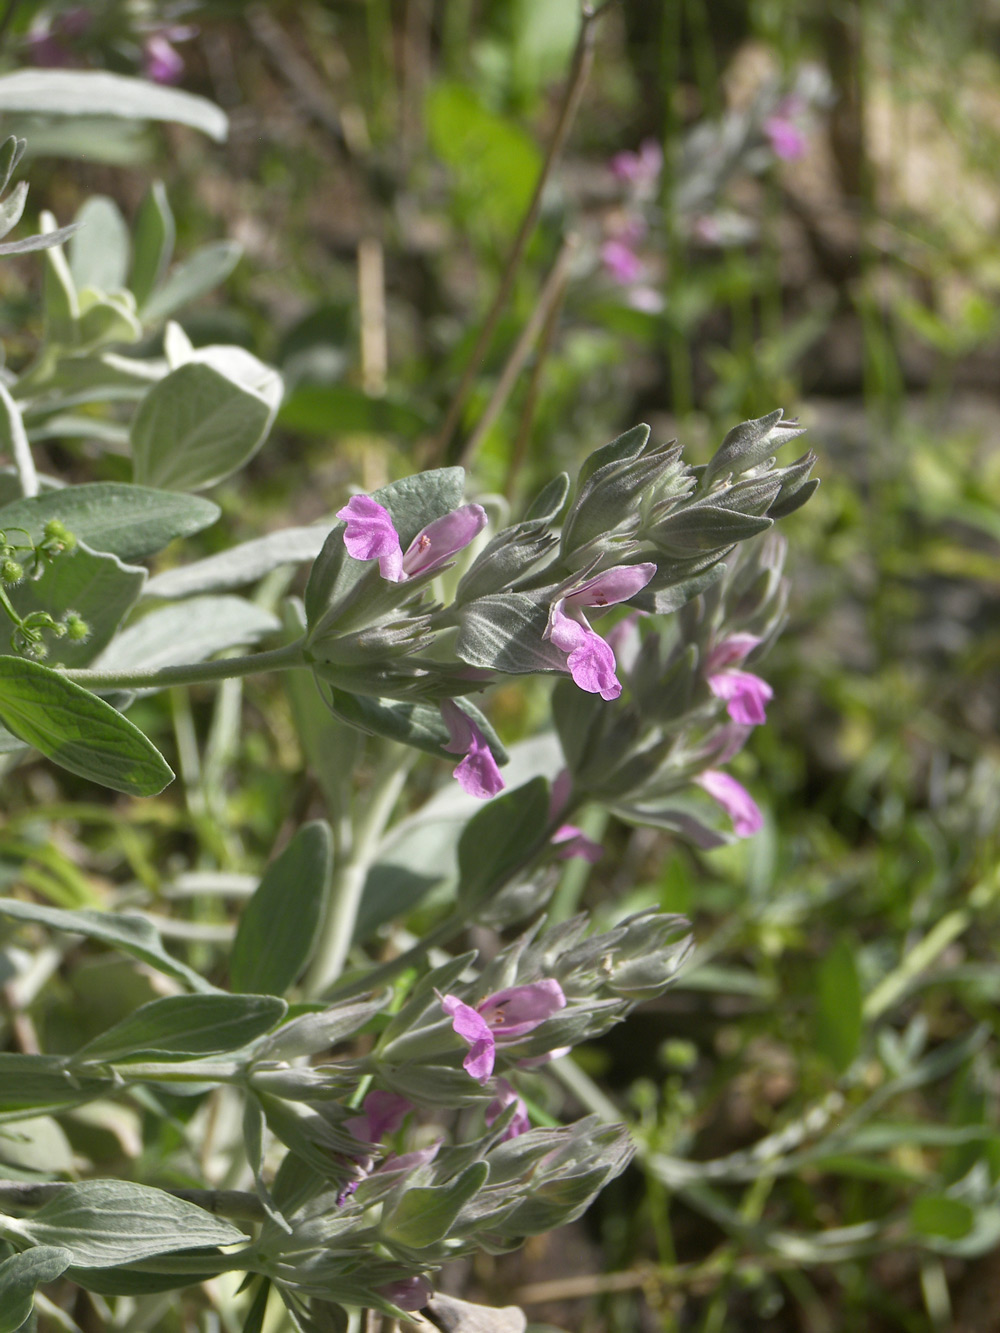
627, 285, 664, 314
380, 1276, 433, 1311
706, 634, 773, 726
764, 113, 807, 161
601, 239, 644, 285
544, 564, 656, 701
343, 1090, 412, 1147
551, 823, 603, 862
695, 769, 763, 837
485, 1079, 531, 1141
337, 495, 487, 584
144, 34, 185, 84
610, 139, 663, 186
440, 700, 505, 800
440, 980, 567, 1083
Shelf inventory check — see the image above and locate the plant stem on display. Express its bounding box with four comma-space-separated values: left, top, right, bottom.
432, 2, 600, 464
59, 639, 308, 692
458, 233, 578, 470
305, 743, 415, 996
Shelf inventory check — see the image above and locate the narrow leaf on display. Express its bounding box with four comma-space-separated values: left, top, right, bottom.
0, 70, 228, 141
74, 993, 287, 1064
0, 657, 174, 795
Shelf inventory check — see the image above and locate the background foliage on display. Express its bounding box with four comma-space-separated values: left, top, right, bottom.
2, 1, 1000, 1331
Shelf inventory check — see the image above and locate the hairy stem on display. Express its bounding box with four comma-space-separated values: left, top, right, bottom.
59, 639, 308, 692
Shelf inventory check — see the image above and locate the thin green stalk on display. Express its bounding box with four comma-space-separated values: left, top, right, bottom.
305, 744, 415, 996
433, 2, 600, 464
60, 639, 307, 692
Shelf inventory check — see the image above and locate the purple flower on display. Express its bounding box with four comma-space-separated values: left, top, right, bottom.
337, 495, 487, 584
440, 700, 505, 800
695, 769, 763, 837
551, 823, 603, 862
485, 1079, 531, 1141
144, 34, 185, 84
343, 1090, 412, 1147
380, 1276, 433, 1312
601, 238, 644, 285
440, 980, 567, 1083
544, 564, 656, 701
610, 138, 663, 186
764, 113, 807, 161
705, 634, 773, 726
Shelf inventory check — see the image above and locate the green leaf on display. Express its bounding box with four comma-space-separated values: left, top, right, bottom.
74, 993, 287, 1064
382, 1162, 489, 1247
0, 135, 25, 196
141, 241, 241, 323
910, 1194, 975, 1241
0, 484, 219, 562
0, 897, 214, 993
278, 384, 430, 439
0, 656, 174, 795
145, 526, 326, 600
241, 1278, 273, 1333
0, 70, 228, 142
131, 362, 276, 491
814, 937, 863, 1073
69, 195, 130, 293
427, 82, 541, 234
0, 179, 27, 241
457, 777, 550, 907
130, 181, 175, 308
455, 594, 566, 676
92, 597, 280, 675
0, 1053, 110, 1122
231, 822, 334, 996
14, 1181, 247, 1267
0, 541, 145, 667
0, 1245, 73, 1333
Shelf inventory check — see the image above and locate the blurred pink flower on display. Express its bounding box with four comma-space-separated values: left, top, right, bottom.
695, 769, 763, 837
601, 238, 644, 285
485, 1079, 531, 1140
440, 699, 505, 800
610, 138, 663, 186
764, 112, 807, 161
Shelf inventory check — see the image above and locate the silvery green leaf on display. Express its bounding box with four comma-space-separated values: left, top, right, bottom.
610, 802, 730, 848
145, 526, 327, 599
355, 815, 463, 942
131, 362, 277, 491
0, 483, 217, 561
576, 423, 650, 487
646, 503, 772, 555
703, 409, 807, 485
255, 998, 384, 1061
711, 474, 782, 516
256, 1093, 360, 1178
141, 240, 241, 322
76, 288, 142, 351
130, 181, 175, 308
69, 1263, 226, 1296
382, 1163, 489, 1247
631, 561, 728, 615
0, 897, 216, 994
378, 1063, 487, 1109
769, 475, 820, 519
0, 178, 27, 241
0, 540, 145, 666
92, 597, 280, 676
378, 951, 479, 1046
230, 822, 333, 997
0, 221, 79, 255
324, 689, 450, 755
41, 213, 77, 343
69, 195, 130, 293
0, 1053, 110, 1122
0, 1245, 72, 1333
19, 350, 162, 407
455, 594, 565, 675
0, 656, 173, 796
523, 472, 570, 522
72, 993, 287, 1065
0, 135, 25, 196
455, 524, 556, 603
0, 70, 228, 142
13, 1180, 247, 1267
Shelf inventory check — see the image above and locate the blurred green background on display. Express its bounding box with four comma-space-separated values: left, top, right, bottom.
4, 1, 1000, 1330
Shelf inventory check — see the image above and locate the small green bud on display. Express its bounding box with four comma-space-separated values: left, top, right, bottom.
63, 612, 90, 642
43, 519, 73, 545
1, 558, 23, 585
